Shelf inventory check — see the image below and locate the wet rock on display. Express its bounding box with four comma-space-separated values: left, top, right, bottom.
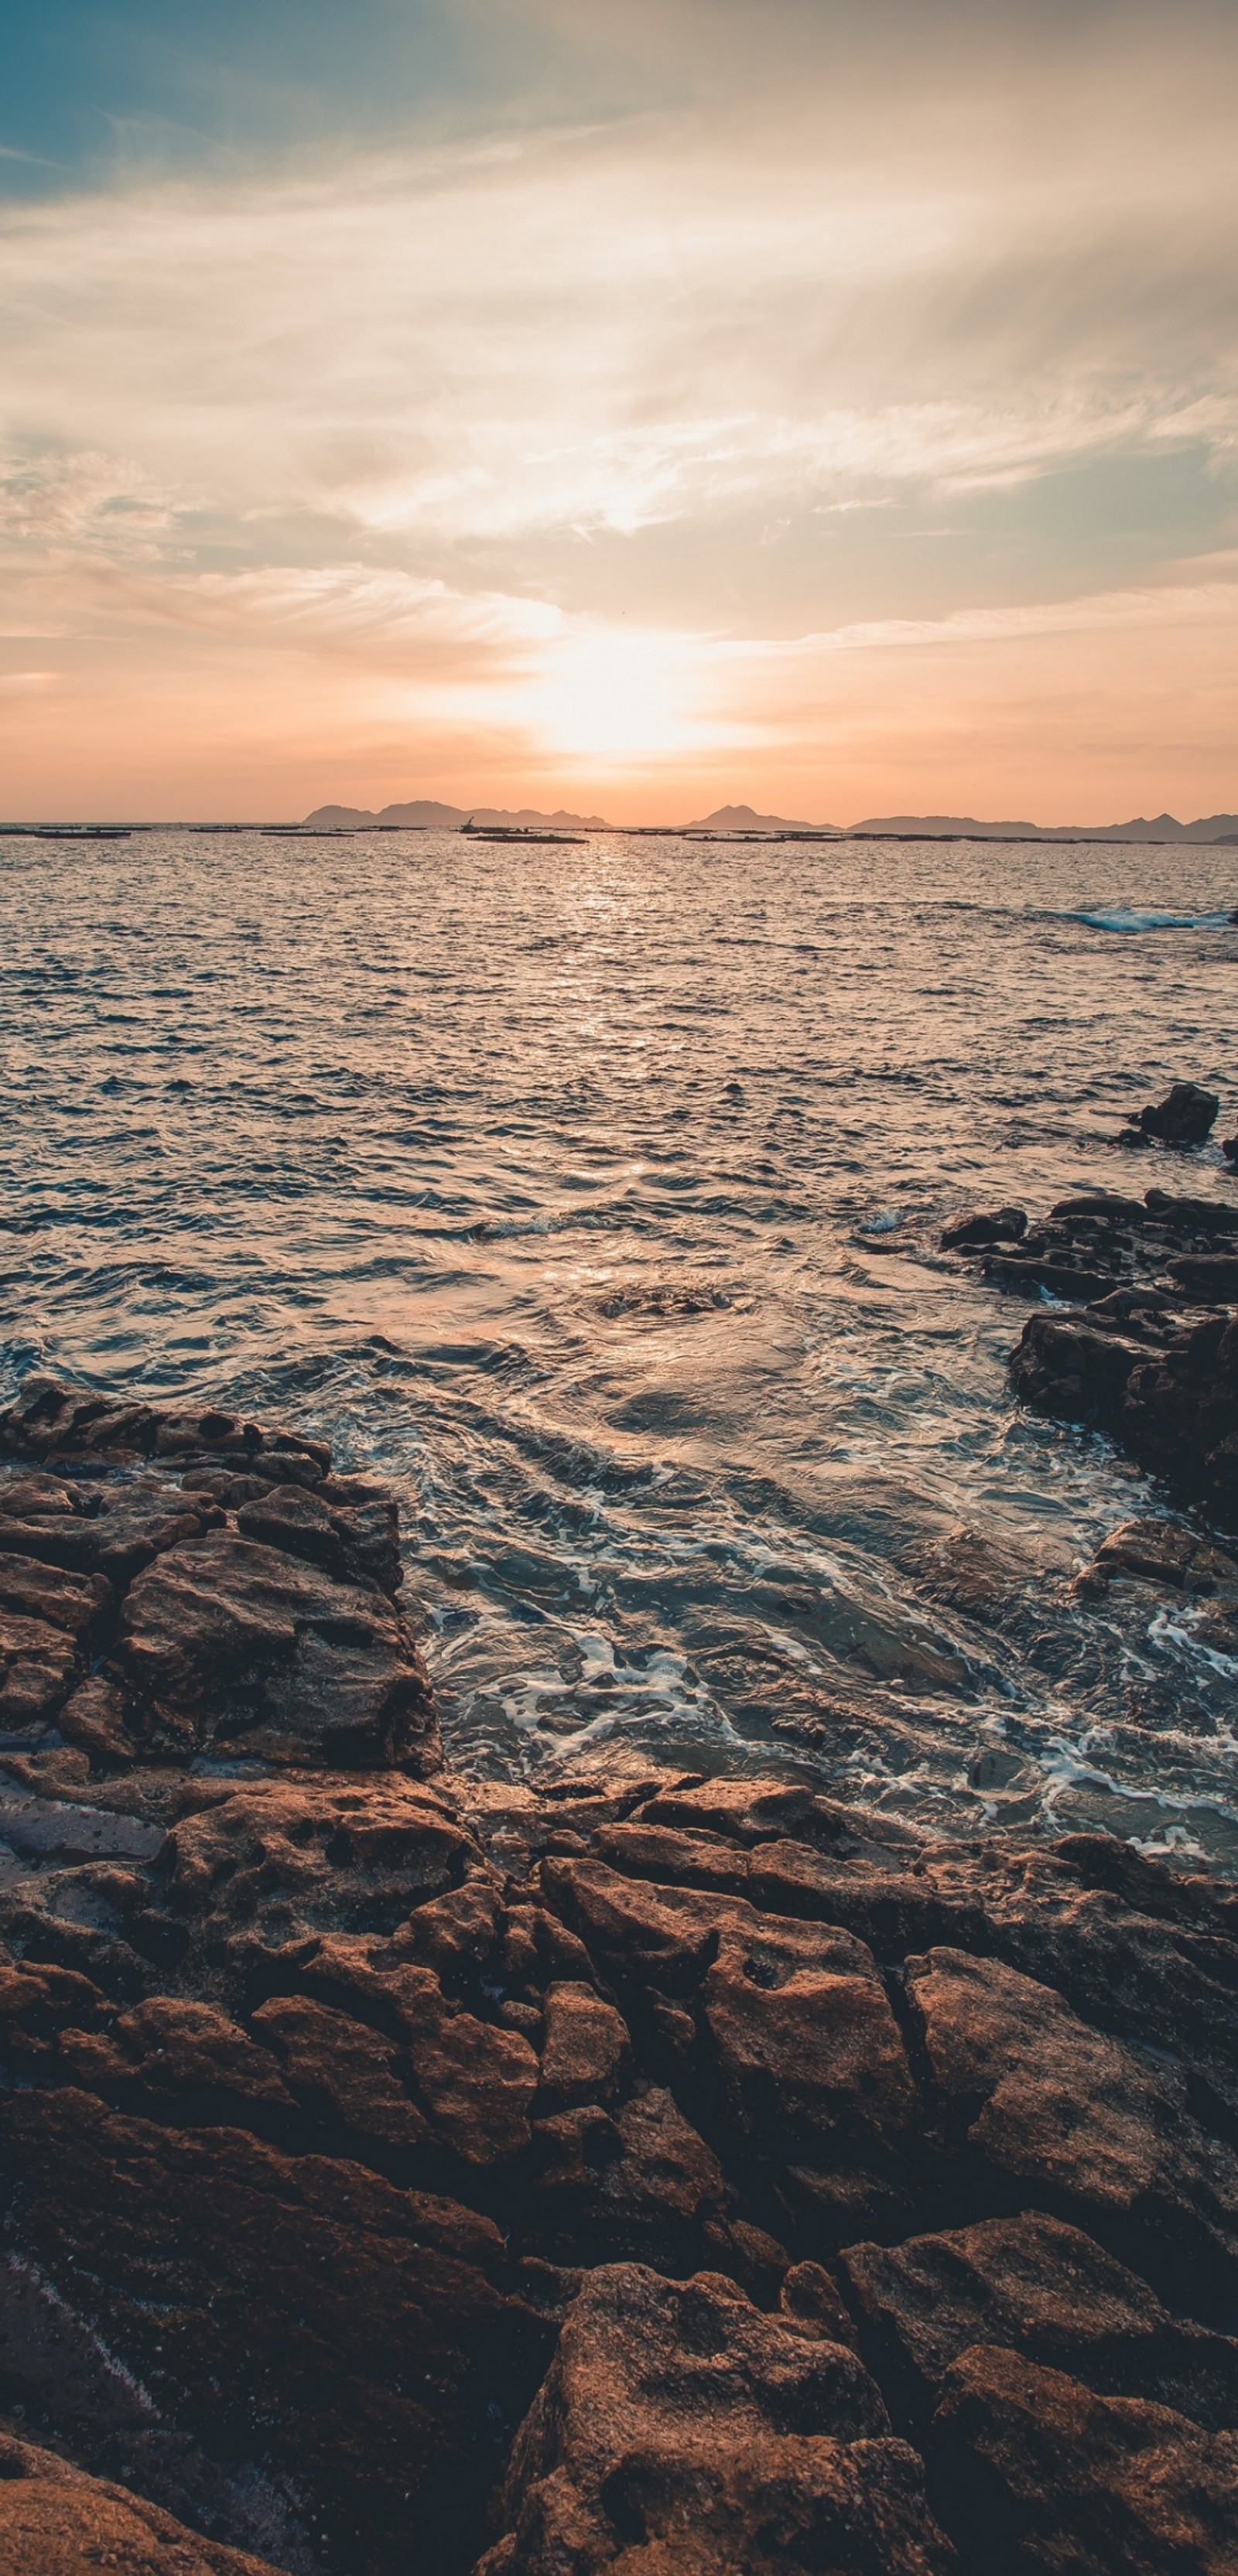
236, 1481, 402, 1596
905, 1946, 1238, 2317
1127, 1080, 1220, 1144
476, 2262, 958, 2576
117, 1534, 437, 1767
928, 2343, 1238, 2575
839, 2211, 1238, 2432
1092, 1517, 1238, 1591
0, 2429, 288, 2576
940, 1207, 1028, 1251
0, 1375, 328, 1474
0, 1794, 165, 1864
0, 2087, 553, 2576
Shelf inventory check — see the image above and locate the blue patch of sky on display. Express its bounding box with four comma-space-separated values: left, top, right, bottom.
0, 1, 566, 197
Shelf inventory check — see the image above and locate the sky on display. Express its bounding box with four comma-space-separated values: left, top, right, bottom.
2, 0, 1236, 822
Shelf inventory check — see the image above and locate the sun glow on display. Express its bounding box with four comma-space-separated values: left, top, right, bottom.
521, 627, 733, 760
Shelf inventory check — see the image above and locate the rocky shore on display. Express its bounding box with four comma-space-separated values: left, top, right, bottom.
0, 1377, 1235, 2574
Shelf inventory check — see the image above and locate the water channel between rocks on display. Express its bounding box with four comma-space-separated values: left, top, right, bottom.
3, 828, 1238, 1865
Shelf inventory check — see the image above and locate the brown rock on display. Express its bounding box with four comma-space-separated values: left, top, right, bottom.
538, 1982, 631, 2106
117, 1534, 437, 1767
0, 1607, 82, 1731
0, 2429, 286, 2576
56, 1675, 139, 1765
477, 2261, 958, 2575
162, 1778, 474, 1980
251, 1992, 427, 2145
529, 2086, 730, 2270
0, 1552, 111, 1638
1, 2087, 553, 2576
275, 1935, 539, 2164
839, 2212, 1238, 2431
237, 1481, 402, 1595
929, 2343, 1238, 2574
59, 1996, 296, 2107
905, 1947, 1238, 2315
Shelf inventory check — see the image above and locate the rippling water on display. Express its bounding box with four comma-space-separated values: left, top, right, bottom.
5, 828, 1238, 1861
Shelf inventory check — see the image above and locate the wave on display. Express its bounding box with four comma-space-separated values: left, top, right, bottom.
1067, 907, 1233, 934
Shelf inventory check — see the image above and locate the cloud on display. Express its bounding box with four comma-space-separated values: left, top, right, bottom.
2, 2, 1236, 814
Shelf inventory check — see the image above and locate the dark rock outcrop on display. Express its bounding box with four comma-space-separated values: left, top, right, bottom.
1124, 1081, 1220, 1145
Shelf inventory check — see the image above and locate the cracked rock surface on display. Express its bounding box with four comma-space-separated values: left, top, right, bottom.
0, 1382, 1236, 2574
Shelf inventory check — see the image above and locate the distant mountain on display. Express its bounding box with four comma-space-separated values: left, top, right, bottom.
689, 804, 840, 832
303, 800, 610, 830
850, 811, 1238, 842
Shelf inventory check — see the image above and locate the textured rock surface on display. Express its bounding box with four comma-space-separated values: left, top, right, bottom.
0, 2431, 287, 2576
2, 1379, 1236, 2576
0, 1374, 438, 1770
475, 2263, 958, 2575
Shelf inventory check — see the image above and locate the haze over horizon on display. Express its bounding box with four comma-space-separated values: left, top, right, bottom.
3, 0, 1236, 823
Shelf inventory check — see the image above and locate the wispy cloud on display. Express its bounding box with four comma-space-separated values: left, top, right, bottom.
2, 1, 1236, 815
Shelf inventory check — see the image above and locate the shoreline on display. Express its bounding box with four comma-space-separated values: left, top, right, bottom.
0, 1379, 1234, 2573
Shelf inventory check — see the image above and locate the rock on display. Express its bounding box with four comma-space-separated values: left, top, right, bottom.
164, 1778, 470, 1954
59, 1996, 296, 2108
116, 1534, 437, 1767
538, 1981, 631, 2106
1, 2087, 554, 2576
0, 2428, 288, 2576
1170, 1252, 1238, 1298
0, 1794, 165, 1864
0, 1375, 327, 1473
0, 1607, 83, 1732
251, 1993, 429, 2145
528, 2086, 735, 2272
1128, 1081, 1220, 1144
904, 1946, 1238, 2317
1093, 1517, 1237, 1590
236, 1481, 402, 1595
56, 1674, 140, 1765
542, 1857, 918, 2178
268, 1935, 541, 2165
928, 2343, 1238, 2574
940, 1208, 1028, 1251
1009, 1313, 1145, 1426
477, 2262, 958, 2575
0, 1552, 111, 1637
839, 2212, 1238, 2432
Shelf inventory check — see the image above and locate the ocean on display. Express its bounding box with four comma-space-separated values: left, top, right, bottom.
4, 825, 1237, 1863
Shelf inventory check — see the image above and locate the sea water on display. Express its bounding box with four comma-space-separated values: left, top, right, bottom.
4, 828, 1238, 1861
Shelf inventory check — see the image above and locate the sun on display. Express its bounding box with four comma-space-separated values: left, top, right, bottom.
524, 627, 726, 760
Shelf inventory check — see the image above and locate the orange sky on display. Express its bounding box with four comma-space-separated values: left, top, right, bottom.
2, 2, 1236, 823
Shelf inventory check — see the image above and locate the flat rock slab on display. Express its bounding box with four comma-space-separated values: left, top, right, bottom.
0, 1793, 165, 1863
